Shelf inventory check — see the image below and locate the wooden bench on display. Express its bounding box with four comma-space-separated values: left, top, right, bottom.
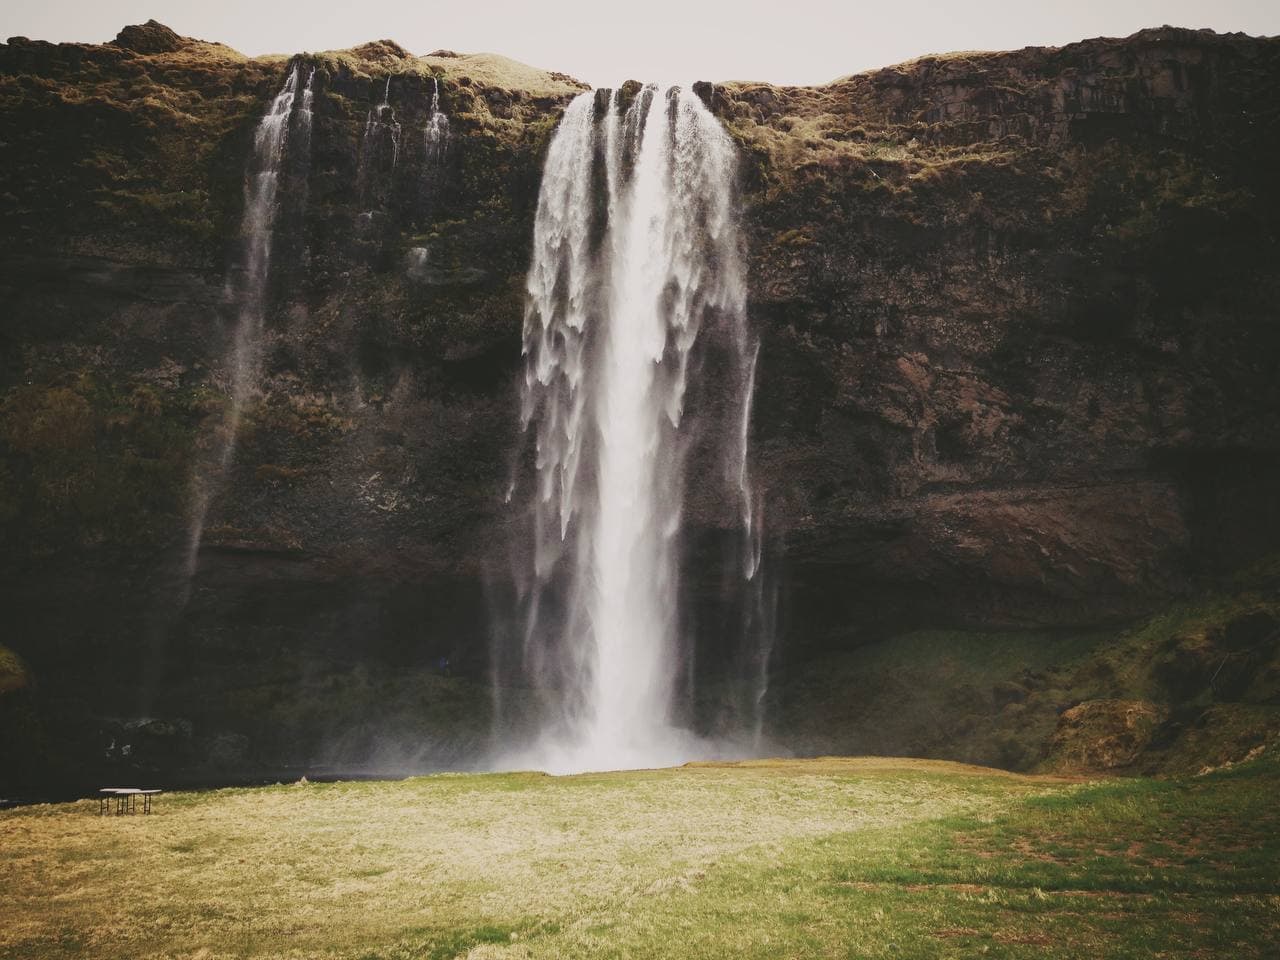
98, 788, 162, 815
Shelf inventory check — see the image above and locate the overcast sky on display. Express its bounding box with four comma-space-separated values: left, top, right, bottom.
4, 1, 1278, 87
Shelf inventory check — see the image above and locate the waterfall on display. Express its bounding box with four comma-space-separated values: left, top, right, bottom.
188, 61, 313, 565
140, 63, 314, 711
507, 86, 766, 773
294, 66, 316, 153
227, 66, 311, 427
423, 76, 451, 164
363, 76, 401, 172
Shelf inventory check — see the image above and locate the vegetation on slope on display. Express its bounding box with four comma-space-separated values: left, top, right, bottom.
770, 557, 1280, 775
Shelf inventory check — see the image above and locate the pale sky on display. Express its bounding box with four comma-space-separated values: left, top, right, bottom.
4, 1, 1278, 88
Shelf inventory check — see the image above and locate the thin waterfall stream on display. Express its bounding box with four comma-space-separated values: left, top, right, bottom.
424, 76, 451, 163
140, 64, 315, 711
189, 63, 315, 575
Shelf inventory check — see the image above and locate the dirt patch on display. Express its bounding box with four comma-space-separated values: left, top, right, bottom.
934, 927, 982, 939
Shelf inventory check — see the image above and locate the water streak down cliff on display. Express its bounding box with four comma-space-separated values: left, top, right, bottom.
187, 63, 315, 576
134, 62, 316, 712
502, 86, 766, 773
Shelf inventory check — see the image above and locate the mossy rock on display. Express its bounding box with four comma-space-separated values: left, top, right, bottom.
111, 21, 187, 55
0, 645, 30, 694
1049, 699, 1167, 772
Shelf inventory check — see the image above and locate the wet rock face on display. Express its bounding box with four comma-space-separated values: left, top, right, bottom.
717, 26, 1280, 632
1, 25, 1279, 783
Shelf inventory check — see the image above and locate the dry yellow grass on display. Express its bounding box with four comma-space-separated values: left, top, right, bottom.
4, 756, 1277, 958
0, 759, 1049, 959
416, 53, 585, 96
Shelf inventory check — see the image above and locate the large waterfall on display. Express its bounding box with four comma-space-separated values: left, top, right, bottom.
505, 86, 766, 774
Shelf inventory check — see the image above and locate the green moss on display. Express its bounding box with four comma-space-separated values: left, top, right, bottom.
203, 666, 493, 766
0, 39, 279, 262
774, 227, 815, 247
0, 373, 200, 555
771, 564, 1280, 776
0, 645, 29, 694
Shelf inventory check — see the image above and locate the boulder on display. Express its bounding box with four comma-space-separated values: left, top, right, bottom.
111, 21, 185, 55
1049, 699, 1167, 771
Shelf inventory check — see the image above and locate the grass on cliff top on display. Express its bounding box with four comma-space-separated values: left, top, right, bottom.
419, 52, 584, 96
300, 46, 584, 97
2, 754, 1278, 959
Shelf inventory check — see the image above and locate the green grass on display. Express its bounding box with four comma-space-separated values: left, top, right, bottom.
768, 572, 1280, 776
2, 754, 1276, 958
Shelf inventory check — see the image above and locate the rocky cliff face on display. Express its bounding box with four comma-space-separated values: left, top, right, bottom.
722, 29, 1280, 635
2, 23, 1278, 789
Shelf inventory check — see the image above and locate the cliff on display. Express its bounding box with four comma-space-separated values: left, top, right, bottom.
1, 22, 1278, 789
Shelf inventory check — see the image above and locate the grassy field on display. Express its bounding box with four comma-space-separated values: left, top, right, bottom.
1, 754, 1277, 959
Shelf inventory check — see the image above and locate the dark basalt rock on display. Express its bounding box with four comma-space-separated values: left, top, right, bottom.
1, 25, 1278, 787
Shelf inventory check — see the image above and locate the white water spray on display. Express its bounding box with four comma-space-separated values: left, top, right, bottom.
228, 66, 310, 421
185, 63, 314, 563
424, 76, 451, 164
510, 86, 765, 773
141, 64, 314, 711
362, 76, 402, 177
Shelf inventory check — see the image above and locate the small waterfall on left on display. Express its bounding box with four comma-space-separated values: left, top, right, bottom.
140, 64, 315, 709
221, 64, 313, 459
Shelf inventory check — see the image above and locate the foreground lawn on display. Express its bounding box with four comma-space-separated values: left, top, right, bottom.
1, 755, 1276, 958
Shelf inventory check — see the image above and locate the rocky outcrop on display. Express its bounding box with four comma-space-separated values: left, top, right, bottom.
1050, 699, 1168, 770
111, 20, 187, 55
1, 25, 1278, 788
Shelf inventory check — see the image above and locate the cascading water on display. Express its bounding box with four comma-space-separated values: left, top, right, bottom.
141, 63, 314, 710
225, 65, 313, 438
362, 76, 402, 175
187, 61, 313, 567
505, 86, 767, 773
423, 76, 451, 164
